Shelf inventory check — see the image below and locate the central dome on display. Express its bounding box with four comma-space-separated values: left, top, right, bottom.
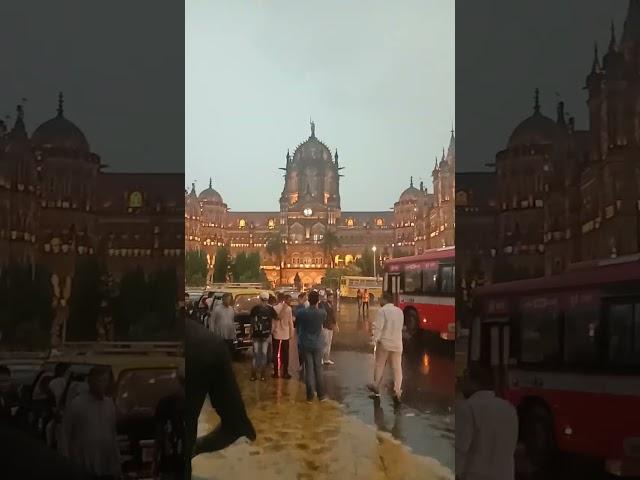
507, 89, 563, 148
32, 94, 89, 153
291, 121, 334, 167
199, 178, 224, 204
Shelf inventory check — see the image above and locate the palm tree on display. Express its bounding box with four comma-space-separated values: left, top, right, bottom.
322, 230, 341, 268
266, 233, 286, 286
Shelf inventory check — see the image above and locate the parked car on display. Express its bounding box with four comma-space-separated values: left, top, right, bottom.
24, 343, 183, 479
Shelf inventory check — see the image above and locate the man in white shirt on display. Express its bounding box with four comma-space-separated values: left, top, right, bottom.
272, 294, 295, 378
456, 365, 518, 480
63, 366, 121, 479
211, 293, 237, 355
367, 292, 404, 407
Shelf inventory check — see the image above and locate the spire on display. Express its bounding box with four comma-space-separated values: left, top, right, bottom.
190, 183, 196, 195
12, 104, 26, 135
310, 118, 315, 138
622, 0, 640, 44
533, 88, 540, 114
556, 101, 565, 125
441, 147, 445, 162
57, 92, 64, 117
591, 42, 601, 73
419, 180, 424, 191
410, 176, 414, 188
609, 20, 617, 51
209, 177, 212, 189
334, 148, 339, 164
448, 128, 455, 154
286, 149, 291, 163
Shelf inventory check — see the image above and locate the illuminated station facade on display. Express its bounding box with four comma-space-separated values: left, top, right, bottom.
186, 122, 455, 286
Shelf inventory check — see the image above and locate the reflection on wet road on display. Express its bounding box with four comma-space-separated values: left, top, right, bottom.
324, 301, 455, 469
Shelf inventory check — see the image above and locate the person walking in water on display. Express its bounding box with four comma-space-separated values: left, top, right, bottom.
272, 294, 294, 379
367, 292, 404, 408
249, 292, 277, 381
295, 290, 327, 403
362, 288, 370, 317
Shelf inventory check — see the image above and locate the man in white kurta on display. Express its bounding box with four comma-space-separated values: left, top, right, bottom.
63, 366, 121, 479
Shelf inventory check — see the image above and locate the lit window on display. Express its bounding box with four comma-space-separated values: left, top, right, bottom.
239, 219, 246, 228
268, 218, 275, 229
347, 218, 354, 227
128, 191, 143, 208
376, 218, 384, 226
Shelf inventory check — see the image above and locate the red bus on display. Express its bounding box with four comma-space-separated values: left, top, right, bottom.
470, 255, 640, 476
383, 247, 455, 341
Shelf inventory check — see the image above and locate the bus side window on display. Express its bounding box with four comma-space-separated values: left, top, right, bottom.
440, 265, 454, 293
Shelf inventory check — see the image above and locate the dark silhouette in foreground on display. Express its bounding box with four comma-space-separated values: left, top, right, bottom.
185, 318, 256, 478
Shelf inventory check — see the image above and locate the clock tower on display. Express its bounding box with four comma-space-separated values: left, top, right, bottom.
278, 121, 342, 286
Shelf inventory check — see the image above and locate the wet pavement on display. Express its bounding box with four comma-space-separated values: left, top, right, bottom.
192, 301, 455, 480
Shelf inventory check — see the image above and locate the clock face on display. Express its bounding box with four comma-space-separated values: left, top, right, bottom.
303, 208, 313, 217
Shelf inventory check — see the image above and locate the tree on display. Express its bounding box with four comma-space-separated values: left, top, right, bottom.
266, 233, 285, 285
355, 248, 375, 277
322, 230, 341, 268
185, 249, 208, 287
212, 247, 231, 283
233, 251, 262, 282
68, 257, 103, 341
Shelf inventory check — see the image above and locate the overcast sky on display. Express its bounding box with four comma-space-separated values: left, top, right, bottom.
457, 0, 628, 171
0, 0, 183, 173
186, 0, 454, 212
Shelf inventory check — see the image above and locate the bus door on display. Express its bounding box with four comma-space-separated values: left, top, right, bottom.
471, 315, 511, 394
385, 273, 400, 304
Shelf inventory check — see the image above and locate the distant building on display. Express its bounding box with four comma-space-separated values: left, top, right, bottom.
469, 1, 640, 283
186, 122, 455, 286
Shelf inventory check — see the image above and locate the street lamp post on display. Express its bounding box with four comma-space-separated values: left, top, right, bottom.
372, 245, 377, 279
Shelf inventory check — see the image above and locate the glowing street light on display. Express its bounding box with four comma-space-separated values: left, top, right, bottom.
372, 245, 377, 279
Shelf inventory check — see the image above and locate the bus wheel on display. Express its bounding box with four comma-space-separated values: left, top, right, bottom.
404, 310, 419, 340
521, 405, 555, 474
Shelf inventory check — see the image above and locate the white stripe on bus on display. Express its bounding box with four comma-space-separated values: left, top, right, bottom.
398, 295, 455, 306
508, 369, 640, 397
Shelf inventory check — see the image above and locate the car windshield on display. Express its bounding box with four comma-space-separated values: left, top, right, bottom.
115, 368, 179, 417
234, 294, 261, 314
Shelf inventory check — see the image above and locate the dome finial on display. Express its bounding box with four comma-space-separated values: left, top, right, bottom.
209, 177, 212, 189
190, 182, 196, 194
57, 92, 64, 117
410, 176, 414, 188
533, 88, 540, 114
310, 118, 316, 137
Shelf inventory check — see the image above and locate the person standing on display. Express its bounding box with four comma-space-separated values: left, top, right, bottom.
456, 366, 518, 480
293, 293, 308, 375
367, 292, 404, 407
362, 288, 370, 317
62, 366, 121, 480
272, 294, 294, 378
249, 292, 277, 381
296, 290, 327, 403
211, 293, 237, 356
319, 291, 337, 366
356, 288, 363, 313
47, 362, 70, 449
153, 365, 185, 480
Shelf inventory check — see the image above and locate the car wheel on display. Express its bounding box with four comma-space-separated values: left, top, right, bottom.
520, 405, 555, 474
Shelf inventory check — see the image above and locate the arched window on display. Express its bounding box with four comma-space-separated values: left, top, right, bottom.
239, 218, 246, 229
375, 218, 384, 227
347, 218, 354, 227
129, 191, 143, 208
268, 218, 275, 229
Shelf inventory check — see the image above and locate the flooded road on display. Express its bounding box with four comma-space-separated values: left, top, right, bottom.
192, 300, 456, 479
